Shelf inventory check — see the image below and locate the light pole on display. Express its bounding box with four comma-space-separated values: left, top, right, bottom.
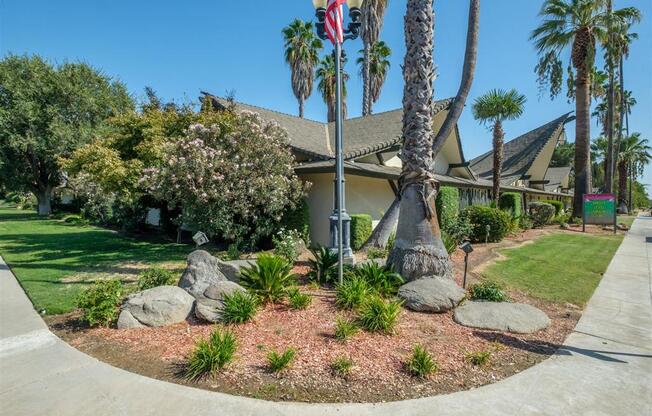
312, 0, 363, 284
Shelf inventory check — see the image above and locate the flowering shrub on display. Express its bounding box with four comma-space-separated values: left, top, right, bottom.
142, 111, 305, 245
272, 227, 303, 263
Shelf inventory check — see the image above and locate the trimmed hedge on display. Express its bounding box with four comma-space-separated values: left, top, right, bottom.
499, 192, 522, 219
461, 205, 511, 243
528, 202, 556, 227
435, 186, 460, 231
350, 214, 373, 251
280, 198, 310, 242
541, 199, 564, 216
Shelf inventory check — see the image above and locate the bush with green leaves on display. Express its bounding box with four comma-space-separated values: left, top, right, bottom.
186, 327, 237, 380
441, 231, 458, 254
461, 205, 511, 243
62, 214, 90, 226
465, 350, 492, 366
272, 227, 303, 263
349, 262, 404, 297
334, 315, 359, 341
519, 214, 534, 230
287, 287, 312, 310
137, 267, 176, 290
239, 254, 296, 303
335, 276, 371, 310
266, 347, 296, 373
406, 344, 437, 378
221, 291, 258, 324
226, 243, 241, 260
541, 199, 564, 216
77, 279, 124, 327
331, 355, 355, 377
499, 192, 523, 219
308, 245, 338, 285
366, 246, 388, 259
280, 197, 310, 244
435, 186, 460, 231
442, 215, 473, 245
528, 202, 556, 227
358, 295, 402, 333
350, 214, 373, 251
469, 281, 508, 302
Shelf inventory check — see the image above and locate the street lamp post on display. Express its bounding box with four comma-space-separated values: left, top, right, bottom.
312, 0, 363, 284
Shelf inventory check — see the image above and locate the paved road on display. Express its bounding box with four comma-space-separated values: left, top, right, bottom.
1, 219, 651, 416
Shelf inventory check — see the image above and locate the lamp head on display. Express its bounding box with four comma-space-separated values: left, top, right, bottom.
312, 0, 327, 9
460, 240, 474, 254
346, 0, 364, 9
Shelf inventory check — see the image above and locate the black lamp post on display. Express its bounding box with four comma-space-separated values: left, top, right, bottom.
312, 0, 363, 284
460, 240, 474, 289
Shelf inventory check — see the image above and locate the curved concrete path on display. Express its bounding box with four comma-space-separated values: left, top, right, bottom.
1, 220, 651, 416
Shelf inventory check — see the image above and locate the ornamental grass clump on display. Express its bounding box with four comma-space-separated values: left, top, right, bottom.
358, 295, 402, 333
350, 262, 404, 297
221, 291, 258, 324
239, 254, 296, 303
406, 344, 437, 378
137, 267, 176, 290
465, 350, 492, 366
77, 279, 124, 327
186, 327, 237, 380
335, 276, 371, 310
330, 355, 355, 377
266, 347, 296, 373
469, 281, 508, 302
287, 287, 312, 310
334, 315, 359, 341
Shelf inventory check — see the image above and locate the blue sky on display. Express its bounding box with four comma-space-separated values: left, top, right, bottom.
1, 0, 651, 184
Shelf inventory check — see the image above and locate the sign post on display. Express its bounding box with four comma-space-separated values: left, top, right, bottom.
583, 193, 617, 234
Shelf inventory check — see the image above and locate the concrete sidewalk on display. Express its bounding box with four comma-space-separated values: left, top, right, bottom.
1, 220, 651, 416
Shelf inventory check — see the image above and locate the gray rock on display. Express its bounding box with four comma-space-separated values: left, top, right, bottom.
217, 259, 255, 282
195, 281, 247, 323
398, 277, 465, 313
118, 286, 195, 329
179, 250, 227, 297
203, 281, 247, 300
453, 301, 550, 334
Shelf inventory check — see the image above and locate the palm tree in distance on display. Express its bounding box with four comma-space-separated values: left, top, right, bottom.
316, 53, 349, 123
356, 41, 391, 112
472, 89, 527, 206
282, 19, 323, 118
531, 0, 640, 218
618, 133, 651, 213
361, 0, 389, 116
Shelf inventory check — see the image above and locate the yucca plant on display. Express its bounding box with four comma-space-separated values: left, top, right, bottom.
287, 287, 312, 310
350, 262, 404, 297
335, 276, 371, 310
334, 315, 359, 341
186, 327, 237, 380
406, 344, 437, 378
239, 254, 296, 303
307, 245, 338, 285
266, 347, 296, 373
221, 291, 259, 324
358, 295, 402, 333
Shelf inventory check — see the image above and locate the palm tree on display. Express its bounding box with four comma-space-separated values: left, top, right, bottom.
531, 0, 640, 218
591, 136, 609, 190
316, 53, 349, 122
387, 0, 451, 282
282, 19, 323, 118
357, 41, 391, 110
617, 133, 651, 213
361, 0, 389, 116
472, 89, 527, 206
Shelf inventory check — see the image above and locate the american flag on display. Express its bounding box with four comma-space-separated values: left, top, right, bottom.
325, 0, 346, 45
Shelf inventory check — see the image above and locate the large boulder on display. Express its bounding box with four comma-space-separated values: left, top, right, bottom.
453, 301, 550, 334
179, 250, 227, 297
217, 259, 255, 283
117, 286, 195, 329
398, 277, 465, 313
194, 281, 248, 323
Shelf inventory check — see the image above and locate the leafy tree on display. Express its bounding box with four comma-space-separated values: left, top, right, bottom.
360, 0, 389, 116
316, 53, 349, 123
551, 142, 575, 168
472, 89, 526, 206
282, 19, 323, 118
0, 55, 133, 215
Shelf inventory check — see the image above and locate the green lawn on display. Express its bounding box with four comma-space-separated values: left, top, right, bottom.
0, 206, 193, 314
482, 232, 623, 306
617, 215, 636, 227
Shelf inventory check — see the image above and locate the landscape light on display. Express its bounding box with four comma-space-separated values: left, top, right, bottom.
192, 231, 209, 247
460, 240, 473, 289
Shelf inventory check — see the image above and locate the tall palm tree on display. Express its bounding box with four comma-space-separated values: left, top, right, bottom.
316, 53, 349, 122
591, 136, 609, 190
361, 0, 389, 116
472, 89, 527, 206
531, 0, 640, 218
387, 0, 451, 282
357, 41, 391, 109
282, 19, 323, 118
617, 133, 651, 213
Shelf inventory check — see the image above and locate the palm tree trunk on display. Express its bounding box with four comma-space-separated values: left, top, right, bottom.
618, 160, 628, 213
432, 0, 479, 155
299, 96, 305, 118
572, 68, 592, 218
605, 0, 615, 194
387, 0, 451, 282
362, 197, 399, 249
362, 44, 371, 116
492, 120, 504, 206
628, 164, 633, 213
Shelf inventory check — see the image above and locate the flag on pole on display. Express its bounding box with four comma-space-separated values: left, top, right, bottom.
325, 0, 346, 45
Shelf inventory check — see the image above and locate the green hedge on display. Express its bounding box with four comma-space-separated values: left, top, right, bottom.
528, 202, 556, 227
541, 199, 564, 216
280, 198, 310, 242
499, 192, 522, 219
350, 214, 373, 251
461, 205, 511, 243
435, 186, 460, 231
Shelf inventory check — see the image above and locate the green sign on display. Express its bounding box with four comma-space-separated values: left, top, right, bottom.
583, 194, 616, 232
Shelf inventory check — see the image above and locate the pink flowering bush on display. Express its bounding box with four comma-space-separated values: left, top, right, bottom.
142, 111, 305, 245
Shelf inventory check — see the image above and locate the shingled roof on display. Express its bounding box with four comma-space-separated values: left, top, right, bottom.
202, 92, 453, 161
544, 166, 572, 191
469, 113, 574, 185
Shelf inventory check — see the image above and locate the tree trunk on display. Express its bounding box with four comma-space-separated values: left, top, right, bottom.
604, 0, 615, 194
432, 0, 479, 155
36, 186, 52, 216
299, 96, 305, 118
492, 120, 504, 206
362, 43, 371, 116
571, 69, 592, 218
628, 164, 633, 213
617, 160, 628, 213
362, 197, 399, 249
387, 0, 452, 282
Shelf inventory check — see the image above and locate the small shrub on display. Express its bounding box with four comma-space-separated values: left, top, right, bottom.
280, 198, 311, 244
435, 186, 460, 231
461, 205, 511, 243
465, 350, 492, 366
239, 254, 296, 303
334, 315, 359, 341
541, 199, 564, 216
308, 245, 338, 285
552, 211, 571, 225
331, 355, 355, 377
469, 281, 508, 302
287, 287, 312, 310
62, 214, 90, 226
358, 295, 402, 333
441, 230, 457, 254
499, 192, 523, 219
335, 276, 371, 310
137, 268, 175, 290
519, 214, 534, 230
442, 215, 473, 245
406, 344, 437, 378
366, 246, 388, 260
350, 214, 373, 251
350, 262, 404, 297
226, 243, 241, 260
528, 202, 556, 227
266, 347, 296, 373
186, 327, 237, 380
77, 280, 124, 327
272, 227, 303, 263
222, 291, 258, 324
